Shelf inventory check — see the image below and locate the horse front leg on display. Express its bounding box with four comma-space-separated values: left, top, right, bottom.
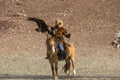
49, 61, 55, 76
55, 61, 58, 76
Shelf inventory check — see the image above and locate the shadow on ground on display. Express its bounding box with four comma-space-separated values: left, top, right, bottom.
0, 74, 120, 79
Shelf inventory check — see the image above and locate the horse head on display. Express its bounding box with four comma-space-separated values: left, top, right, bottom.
46, 36, 57, 54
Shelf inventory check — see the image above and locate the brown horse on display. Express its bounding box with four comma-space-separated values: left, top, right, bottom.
46, 35, 76, 78
27, 17, 76, 78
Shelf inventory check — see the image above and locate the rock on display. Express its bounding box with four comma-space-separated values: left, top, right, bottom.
13, 0, 22, 5
13, 13, 27, 17
28, 30, 31, 34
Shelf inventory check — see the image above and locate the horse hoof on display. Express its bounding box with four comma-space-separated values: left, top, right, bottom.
66, 71, 70, 76
73, 70, 76, 76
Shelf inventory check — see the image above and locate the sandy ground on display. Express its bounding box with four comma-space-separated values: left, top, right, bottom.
0, 47, 120, 80
0, 0, 120, 80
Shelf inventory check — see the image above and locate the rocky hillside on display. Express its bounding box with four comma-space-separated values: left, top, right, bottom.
0, 0, 120, 54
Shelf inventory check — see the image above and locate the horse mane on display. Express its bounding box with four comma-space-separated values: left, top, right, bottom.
27, 17, 48, 33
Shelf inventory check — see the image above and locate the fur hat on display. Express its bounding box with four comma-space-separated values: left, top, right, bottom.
55, 19, 63, 27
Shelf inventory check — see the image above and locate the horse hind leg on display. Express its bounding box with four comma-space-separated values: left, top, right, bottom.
66, 59, 71, 76
71, 57, 76, 76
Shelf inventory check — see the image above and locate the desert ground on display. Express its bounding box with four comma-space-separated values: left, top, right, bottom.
0, 0, 120, 80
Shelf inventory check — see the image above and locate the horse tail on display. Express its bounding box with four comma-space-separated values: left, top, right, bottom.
62, 57, 71, 73
62, 63, 67, 73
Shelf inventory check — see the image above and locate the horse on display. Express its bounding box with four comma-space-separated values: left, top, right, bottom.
46, 35, 76, 78
27, 17, 76, 78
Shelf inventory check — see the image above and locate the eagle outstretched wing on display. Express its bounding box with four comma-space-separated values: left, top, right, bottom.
27, 17, 49, 33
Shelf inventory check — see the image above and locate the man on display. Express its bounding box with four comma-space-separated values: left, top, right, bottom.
45, 19, 71, 59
